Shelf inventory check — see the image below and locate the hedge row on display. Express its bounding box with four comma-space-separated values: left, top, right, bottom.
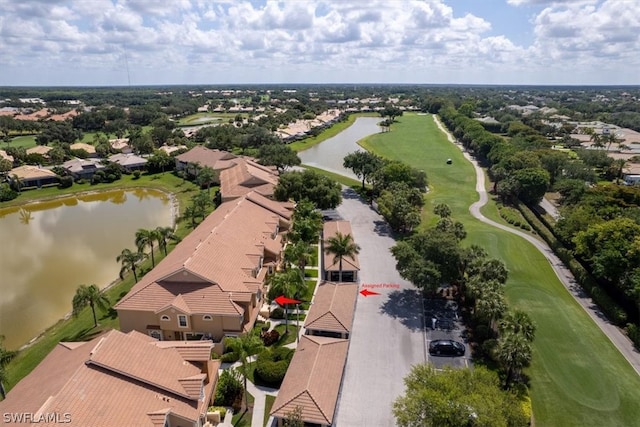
516, 202, 628, 326
626, 323, 640, 351
497, 205, 532, 231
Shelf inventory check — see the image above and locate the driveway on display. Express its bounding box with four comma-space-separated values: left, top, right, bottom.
333, 188, 426, 427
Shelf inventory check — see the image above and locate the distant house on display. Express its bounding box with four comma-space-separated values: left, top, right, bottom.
8, 165, 58, 188
175, 146, 237, 177
322, 221, 360, 282
109, 153, 147, 171
63, 157, 105, 179
109, 138, 132, 154
159, 144, 188, 156
0, 149, 14, 163
270, 336, 349, 426
0, 329, 220, 427
69, 142, 97, 157
115, 192, 292, 354
219, 157, 279, 202
304, 281, 358, 339
26, 145, 53, 157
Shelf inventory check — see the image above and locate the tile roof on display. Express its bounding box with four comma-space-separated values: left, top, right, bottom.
270, 336, 349, 425
175, 146, 237, 170
323, 221, 360, 272
115, 194, 290, 316
0, 149, 14, 162
109, 153, 148, 167
10, 165, 57, 180
304, 282, 358, 334
25, 145, 52, 155
219, 157, 279, 200
62, 157, 104, 174
0, 330, 219, 427
69, 142, 96, 153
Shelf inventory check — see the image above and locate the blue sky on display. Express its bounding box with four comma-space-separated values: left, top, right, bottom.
0, 0, 638, 86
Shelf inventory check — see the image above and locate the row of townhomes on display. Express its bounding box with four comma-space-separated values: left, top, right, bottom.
0, 148, 361, 426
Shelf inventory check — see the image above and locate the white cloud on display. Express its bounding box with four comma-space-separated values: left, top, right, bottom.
0, 0, 635, 85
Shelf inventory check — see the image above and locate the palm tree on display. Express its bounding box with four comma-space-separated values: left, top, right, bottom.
227, 333, 264, 410
283, 240, 314, 277
267, 269, 306, 333
289, 216, 322, 244
72, 284, 110, 328
498, 310, 536, 342
324, 232, 360, 282
476, 288, 507, 331
495, 332, 532, 387
135, 228, 158, 268
196, 166, 216, 195
155, 226, 180, 256
0, 335, 16, 399
117, 248, 146, 282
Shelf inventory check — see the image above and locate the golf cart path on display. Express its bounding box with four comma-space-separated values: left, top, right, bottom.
433, 114, 640, 377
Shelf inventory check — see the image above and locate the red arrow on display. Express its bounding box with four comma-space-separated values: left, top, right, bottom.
360, 289, 380, 297
274, 295, 302, 306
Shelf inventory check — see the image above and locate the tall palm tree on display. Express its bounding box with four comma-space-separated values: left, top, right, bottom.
324, 232, 360, 282
498, 310, 536, 342
227, 334, 264, 410
196, 166, 216, 195
495, 332, 532, 387
72, 284, 110, 328
283, 240, 314, 277
0, 335, 16, 400
267, 269, 306, 333
135, 228, 158, 268
155, 226, 180, 256
117, 248, 146, 282
475, 288, 507, 331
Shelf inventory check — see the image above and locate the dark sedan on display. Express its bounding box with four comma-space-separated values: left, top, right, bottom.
429, 339, 465, 357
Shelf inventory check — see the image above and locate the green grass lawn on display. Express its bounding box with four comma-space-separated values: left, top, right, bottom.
359, 113, 640, 426
6, 135, 37, 149
305, 269, 318, 278
176, 112, 239, 126
300, 280, 317, 310
273, 325, 300, 347
1, 172, 208, 392
231, 391, 254, 427
301, 164, 361, 189
264, 395, 276, 427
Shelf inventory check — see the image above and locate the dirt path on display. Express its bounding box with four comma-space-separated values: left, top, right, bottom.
433, 114, 640, 377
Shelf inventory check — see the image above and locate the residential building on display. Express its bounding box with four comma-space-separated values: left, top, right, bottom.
109, 153, 148, 171
69, 142, 97, 157
219, 157, 279, 202
175, 146, 237, 177
322, 221, 360, 282
63, 157, 104, 180
8, 165, 58, 188
270, 336, 349, 427
304, 281, 358, 339
0, 329, 220, 427
25, 145, 52, 157
115, 192, 292, 354
109, 138, 132, 154
0, 149, 14, 163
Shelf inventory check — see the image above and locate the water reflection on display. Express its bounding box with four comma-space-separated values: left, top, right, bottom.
297, 117, 382, 179
0, 189, 172, 350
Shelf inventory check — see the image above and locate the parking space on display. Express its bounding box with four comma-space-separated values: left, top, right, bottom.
424, 298, 471, 369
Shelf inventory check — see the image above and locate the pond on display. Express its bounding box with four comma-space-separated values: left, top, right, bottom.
297, 117, 382, 179
0, 188, 174, 350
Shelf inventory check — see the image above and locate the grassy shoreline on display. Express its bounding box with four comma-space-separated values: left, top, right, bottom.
358, 113, 640, 426
2, 172, 204, 392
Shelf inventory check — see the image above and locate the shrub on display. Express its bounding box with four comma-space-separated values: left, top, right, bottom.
626, 323, 640, 351
213, 369, 243, 407
132, 170, 141, 179
270, 307, 285, 319
498, 205, 531, 231
261, 329, 280, 346
0, 183, 17, 202
207, 406, 227, 418
254, 348, 294, 386
221, 352, 239, 363
58, 175, 73, 189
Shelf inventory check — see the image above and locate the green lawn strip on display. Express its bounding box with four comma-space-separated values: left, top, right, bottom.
300, 164, 360, 189
305, 269, 318, 278
2, 173, 208, 391
289, 113, 378, 153
231, 391, 254, 427
264, 395, 276, 427
299, 279, 317, 310
359, 112, 640, 426
6, 135, 37, 149
273, 325, 300, 347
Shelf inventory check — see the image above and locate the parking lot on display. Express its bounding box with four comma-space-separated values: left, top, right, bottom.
424, 297, 471, 369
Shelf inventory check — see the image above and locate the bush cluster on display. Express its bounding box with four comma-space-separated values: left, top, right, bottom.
261, 329, 280, 346
254, 347, 294, 386
270, 307, 285, 319
213, 369, 243, 407
497, 205, 531, 231
626, 323, 640, 350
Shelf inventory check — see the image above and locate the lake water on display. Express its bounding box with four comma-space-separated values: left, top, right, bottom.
297, 117, 382, 179
0, 189, 173, 350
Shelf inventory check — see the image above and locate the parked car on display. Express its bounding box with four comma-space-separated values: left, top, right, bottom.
429, 340, 465, 356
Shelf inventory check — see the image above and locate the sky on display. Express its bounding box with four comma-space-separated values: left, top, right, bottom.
0, 0, 638, 86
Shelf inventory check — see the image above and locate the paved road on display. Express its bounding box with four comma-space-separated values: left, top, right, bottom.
433, 114, 640, 377
333, 189, 426, 427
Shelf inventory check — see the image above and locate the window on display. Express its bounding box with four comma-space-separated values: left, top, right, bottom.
161, 315, 170, 321
149, 330, 162, 340
178, 315, 188, 328
203, 315, 212, 321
